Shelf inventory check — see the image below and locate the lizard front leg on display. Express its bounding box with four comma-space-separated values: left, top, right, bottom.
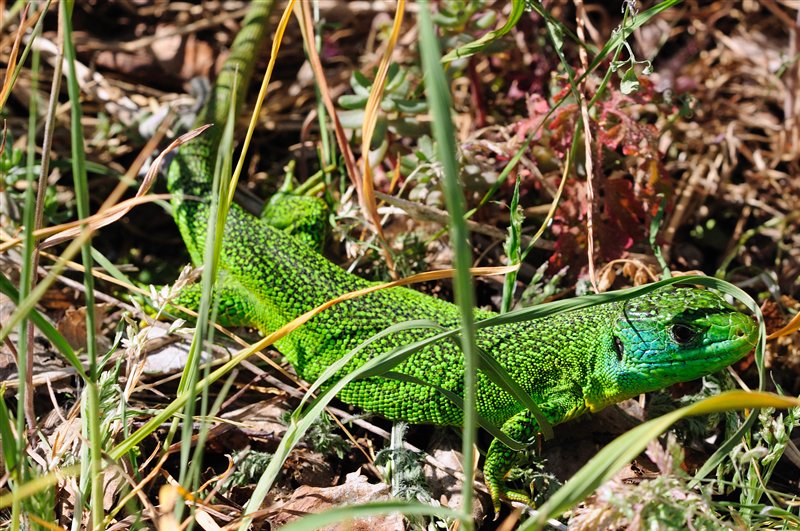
484, 392, 586, 512
261, 192, 329, 252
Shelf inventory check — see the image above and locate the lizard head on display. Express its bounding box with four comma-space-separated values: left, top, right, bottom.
589, 287, 758, 410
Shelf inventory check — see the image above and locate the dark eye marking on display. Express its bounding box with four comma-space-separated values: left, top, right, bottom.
669, 324, 697, 345
613, 336, 624, 360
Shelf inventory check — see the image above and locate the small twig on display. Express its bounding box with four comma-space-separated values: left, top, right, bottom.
3, 333, 18, 361
45, 377, 68, 424
374, 190, 555, 250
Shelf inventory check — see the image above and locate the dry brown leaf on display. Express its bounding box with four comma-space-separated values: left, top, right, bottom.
269, 470, 402, 531
56, 304, 111, 353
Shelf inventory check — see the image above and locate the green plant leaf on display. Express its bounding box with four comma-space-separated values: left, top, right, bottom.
338, 93, 369, 110
0, 390, 18, 473
442, 0, 527, 62
620, 67, 640, 94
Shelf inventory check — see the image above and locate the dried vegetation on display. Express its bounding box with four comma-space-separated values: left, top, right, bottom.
0, 0, 798, 529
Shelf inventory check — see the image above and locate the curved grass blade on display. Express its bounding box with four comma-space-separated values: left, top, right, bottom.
297, 320, 444, 410
521, 391, 800, 530
475, 275, 759, 332
442, 1, 525, 63
383, 371, 526, 450
475, 346, 553, 440
236, 321, 462, 530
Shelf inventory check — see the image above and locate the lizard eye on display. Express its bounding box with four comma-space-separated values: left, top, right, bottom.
669, 324, 697, 345
612, 335, 624, 361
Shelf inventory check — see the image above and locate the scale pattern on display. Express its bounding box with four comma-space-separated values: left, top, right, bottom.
165, 1, 759, 509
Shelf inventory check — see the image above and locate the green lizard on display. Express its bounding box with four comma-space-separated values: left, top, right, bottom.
166, 2, 759, 509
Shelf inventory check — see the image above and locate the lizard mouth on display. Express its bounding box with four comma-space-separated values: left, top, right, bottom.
637, 313, 757, 379
613, 308, 758, 396
589, 315, 758, 413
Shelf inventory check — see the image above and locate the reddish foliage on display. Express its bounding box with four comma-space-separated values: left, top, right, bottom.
515, 78, 675, 275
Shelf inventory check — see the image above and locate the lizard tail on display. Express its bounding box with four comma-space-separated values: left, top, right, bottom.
167, 0, 275, 199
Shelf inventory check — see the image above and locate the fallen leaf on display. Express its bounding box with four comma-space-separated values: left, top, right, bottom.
270, 470, 402, 530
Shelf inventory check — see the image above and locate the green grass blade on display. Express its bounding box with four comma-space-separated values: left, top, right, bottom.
171, 67, 238, 524
418, 3, 478, 524
0, 388, 18, 473
297, 320, 444, 409
383, 371, 525, 450
0, 465, 81, 509
301, 321, 552, 447
500, 176, 522, 313
61, 2, 105, 528
90, 247, 136, 289
522, 391, 800, 530
441, 0, 526, 62
61, 0, 96, 364
475, 346, 553, 440
475, 275, 757, 330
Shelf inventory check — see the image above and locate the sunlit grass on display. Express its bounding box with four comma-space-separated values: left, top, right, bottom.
1, 1, 797, 529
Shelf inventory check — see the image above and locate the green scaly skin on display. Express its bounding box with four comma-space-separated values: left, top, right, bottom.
166, 2, 759, 509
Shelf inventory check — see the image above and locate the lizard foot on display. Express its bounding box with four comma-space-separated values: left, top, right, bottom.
485, 435, 535, 514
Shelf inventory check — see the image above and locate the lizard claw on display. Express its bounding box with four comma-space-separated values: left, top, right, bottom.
485, 425, 539, 514
487, 478, 534, 518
